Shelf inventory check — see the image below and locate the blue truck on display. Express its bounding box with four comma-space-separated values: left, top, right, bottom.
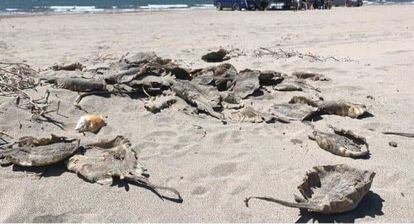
213, 0, 262, 10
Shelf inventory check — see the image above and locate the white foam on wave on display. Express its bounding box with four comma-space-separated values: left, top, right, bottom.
5, 8, 18, 12
140, 4, 189, 10
190, 4, 215, 9
50, 5, 105, 12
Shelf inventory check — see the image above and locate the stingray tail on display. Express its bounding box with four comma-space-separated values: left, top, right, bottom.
127, 175, 182, 202
244, 196, 318, 211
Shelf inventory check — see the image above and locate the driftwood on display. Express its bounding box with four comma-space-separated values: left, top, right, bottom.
245, 164, 375, 214
2, 84, 65, 129
382, 132, 414, 138
254, 47, 349, 62
66, 136, 181, 201
0, 62, 38, 96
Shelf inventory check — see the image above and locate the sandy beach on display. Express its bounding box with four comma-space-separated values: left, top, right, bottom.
1, 5, 414, 222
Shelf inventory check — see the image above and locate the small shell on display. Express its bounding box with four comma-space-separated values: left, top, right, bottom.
75, 115, 106, 133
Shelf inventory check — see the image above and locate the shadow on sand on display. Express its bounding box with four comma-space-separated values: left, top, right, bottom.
295, 191, 384, 223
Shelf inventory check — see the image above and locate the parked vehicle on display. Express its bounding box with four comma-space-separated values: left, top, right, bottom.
266, 0, 292, 9
214, 0, 258, 10
331, 0, 362, 6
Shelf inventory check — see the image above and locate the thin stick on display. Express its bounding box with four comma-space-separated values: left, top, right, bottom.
383, 132, 414, 138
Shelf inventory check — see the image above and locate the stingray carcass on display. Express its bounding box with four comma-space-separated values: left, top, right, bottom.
317, 101, 368, 118
0, 135, 79, 166
289, 96, 320, 107
309, 126, 369, 158
66, 136, 181, 200
258, 70, 285, 86
292, 71, 330, 81
191, 63, 237, 91
171, 80, 224, 120
274, 79, 320, 92
245, 164, 375, 214
221, 92, 244, 109
201, 49, 229, 62
144, 95, 177, 113
232, 69, 261, 99
44, 77, 106, 92
51, 62, 84, 71
227, 106, 264, 123
267, 103, 317, 122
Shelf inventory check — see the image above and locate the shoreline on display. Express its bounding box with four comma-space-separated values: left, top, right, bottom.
0, 2, 413, 19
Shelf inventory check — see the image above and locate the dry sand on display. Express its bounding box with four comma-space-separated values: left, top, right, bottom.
0, 5, 414, 222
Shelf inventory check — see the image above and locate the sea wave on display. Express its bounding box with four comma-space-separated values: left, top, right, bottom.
190, 4, 215, 9
0, 0, 412, 15
140, 4, 189, 10
0, 3, 215, 14
50, 6, 105, 12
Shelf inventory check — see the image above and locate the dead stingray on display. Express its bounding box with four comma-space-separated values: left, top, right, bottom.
309, 126, 369, 158
66, 136, 181, 200
274, 79, 320, 93
44, 77, 106, 92
318, 100, 368, 118
227, 106, 264, 123
268, 103, 317, 121
51, 62, 84, 71
292, 71, 330, 81
274, 82, 303, 92
144, 95, 177, 113
191, 63, 237, 91
171, 80, 224, 120
0, 135, 79, 166
232, 69, 261, 99
201, 49, 229, 62
226, 106, 290, 124
289, 96, 319, 107
245, 164, 375, 214
221, 92, 244, 109
258, 70, 285, 86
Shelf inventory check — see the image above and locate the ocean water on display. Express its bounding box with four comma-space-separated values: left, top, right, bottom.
0, 0, 411, 13
0, 0, 214, 13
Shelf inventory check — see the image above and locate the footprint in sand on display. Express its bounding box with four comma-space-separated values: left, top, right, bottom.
191, 186, 209, 196
32, 214, 67, 223
228, 179, 250, 195
135, 141, 160, 150
210, 162, 238, 177
143, 130, 177, 142
212, 130, 243, 145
